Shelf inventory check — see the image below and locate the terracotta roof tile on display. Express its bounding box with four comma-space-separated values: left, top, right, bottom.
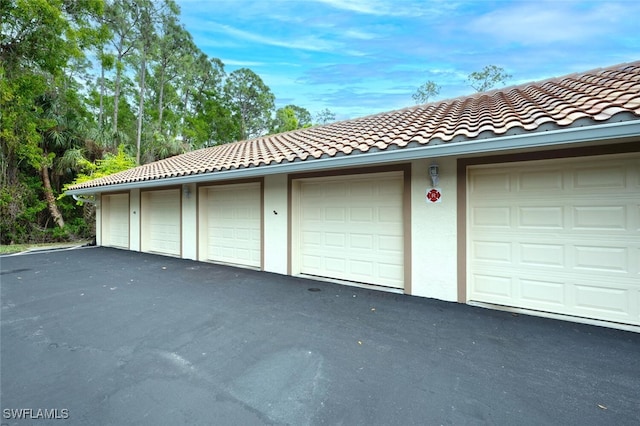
70, 61, 640, 191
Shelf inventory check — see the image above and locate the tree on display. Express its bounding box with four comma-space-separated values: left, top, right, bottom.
152, 6, 190, 134
0, 0, 288, 243
132, 0, 166, 164
176, 54, 234, 148
1, 0, 103, 231
467, 65, 512, 92
37, 72, 90, 228
96, 50, 115, 127
284, 104, 312, 128
104, 0, 142, 134
314, 108, 336, 125
66, 144, 137, 187
270, 104, 312, 134
412, 80, 440, 104
271, 107, 299, 134
224, 68, 275, 140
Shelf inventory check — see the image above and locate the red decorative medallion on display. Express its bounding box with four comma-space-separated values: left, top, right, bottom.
427, 188, 441, 203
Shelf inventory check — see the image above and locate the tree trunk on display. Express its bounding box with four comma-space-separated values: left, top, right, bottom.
113, 39, 126, 135
99, 55, 105, 127
158, 69, 165, 132
41, 164, 65, 228
136, 51, 147, 165
113, 63, 121, 134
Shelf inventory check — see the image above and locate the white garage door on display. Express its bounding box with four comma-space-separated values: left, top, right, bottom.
296, 171, 404, 289
468, 153, 640, 326
200, 182, 261, 268
141, 189, 181, 256
102, 193, 129, 249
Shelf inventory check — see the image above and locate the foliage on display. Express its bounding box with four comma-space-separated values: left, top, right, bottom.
314, 108, 336, 125
224, 68, 275, 139
1, 0, 104, 239
0, 0, 320, 243
65, 144, 136, 186
284, 104, 312, 128
0, 175, 46, 244
467, 65, 512, 92
412, 80, 441, 104
271, 107, 299, 134
270, 104, 316, 134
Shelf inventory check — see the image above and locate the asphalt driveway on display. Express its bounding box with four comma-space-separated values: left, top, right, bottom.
1, 247, 639, 425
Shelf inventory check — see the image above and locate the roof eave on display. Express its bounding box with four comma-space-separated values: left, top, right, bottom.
65, 119, 640, 196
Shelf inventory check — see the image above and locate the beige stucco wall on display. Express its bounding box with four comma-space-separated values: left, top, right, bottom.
263, 174, 289, 275
95, 197, 102, 246
99, 159, 460, 303
181, 183, 197, 260
129, 188, 140, 251
409, 158, 458, 302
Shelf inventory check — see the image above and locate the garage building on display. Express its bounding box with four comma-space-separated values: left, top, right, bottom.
67, 62, 640, 332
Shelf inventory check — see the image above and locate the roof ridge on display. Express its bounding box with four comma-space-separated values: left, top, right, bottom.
409, 60, 640, 110
67, 60, 640, 191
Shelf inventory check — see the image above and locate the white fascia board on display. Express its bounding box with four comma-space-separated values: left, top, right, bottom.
66, 120, 640, 196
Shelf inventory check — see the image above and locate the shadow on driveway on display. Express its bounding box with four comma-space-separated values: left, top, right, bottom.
1, 247, 639, 425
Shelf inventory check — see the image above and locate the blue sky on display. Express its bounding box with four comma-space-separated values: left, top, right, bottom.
176, 0, 640, 120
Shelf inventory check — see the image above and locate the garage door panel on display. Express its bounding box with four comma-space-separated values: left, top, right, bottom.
349, 234, 372, 249
302, 254, 322, 271
573, 206, 626, 230
472, 207, 511, 227
325, 257, 345, 273
520, 279, 566, 306
302, 230, 322, 245
109, 196, 129, 248
470, 172, 511, 194
110, 223, 129, 248
326, 182, 347, 196
378, 235, 402, 252
379, 263, 403, 281
473, 274, 513, 298
103, 194, 129, 249
518, 169, 564, 191
350, 207, 373, 222
142, 189, 180, 257
574, 284, 628, 312
573, 166, 626, 189
519, 206, 563, 228
379, 206, 402, 223
349, 180, 375, 196
320, 232, 342, 247
234, 228, 252, 240
378, 179, 402, 195
520, 243, 564, 267
202, 183, 261, 268
574, 245, 628, 272
350, 259, 373, 275
468, 154, 640, 326
473, 241, 512, 263
297, 172, 404, 289
326, 207, 346, 221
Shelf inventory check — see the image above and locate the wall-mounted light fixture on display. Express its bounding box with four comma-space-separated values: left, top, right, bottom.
429, 163, 439, 187
183, 185, 191, 199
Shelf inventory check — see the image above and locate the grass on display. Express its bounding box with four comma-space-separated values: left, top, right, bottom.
0, 240, 89, 255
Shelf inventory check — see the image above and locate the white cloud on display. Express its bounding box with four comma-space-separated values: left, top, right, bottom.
311, 0, 456, 17
468, 2, 627, 46
344, 29, 377, 40
221, 59, 265, 67
313, 0, 387, 15
205, 22, 339, 53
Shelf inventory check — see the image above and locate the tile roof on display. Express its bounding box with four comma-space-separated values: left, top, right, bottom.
70, 61, 640, 190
